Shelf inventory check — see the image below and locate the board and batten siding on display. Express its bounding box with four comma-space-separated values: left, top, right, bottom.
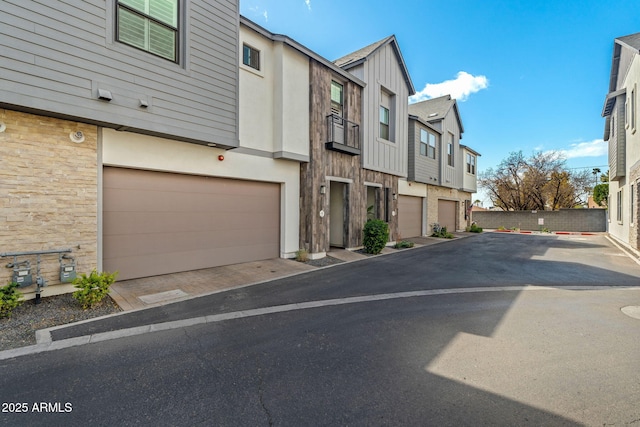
440, 112, 462, 189
409, 120, 440, 184
354, 43, 409, 177
0, 0, 239, 148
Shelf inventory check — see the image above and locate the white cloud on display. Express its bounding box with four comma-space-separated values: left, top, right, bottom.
263, 10, 268, 21
247, 5, 268, 22
559, 139, 607, 159
305, 0, 312, 10
410, 71, 489, 103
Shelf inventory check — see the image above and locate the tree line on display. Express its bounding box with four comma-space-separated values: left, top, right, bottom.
479, 151, 608, 211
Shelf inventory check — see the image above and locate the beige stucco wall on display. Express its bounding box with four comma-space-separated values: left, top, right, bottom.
0, 109, 98, 299
101, 129, 301, 260
239, 26, 309, 160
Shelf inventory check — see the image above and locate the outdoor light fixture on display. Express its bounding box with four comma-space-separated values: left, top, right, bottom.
393, 193, 398, 200
69, 131, 85, 143
320, 184, 326, 194
0, 121, 6, 133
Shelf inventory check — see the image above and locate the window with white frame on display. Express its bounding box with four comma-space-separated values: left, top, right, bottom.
447, 134, 454, 167
420, 129, 436, 158
632, 85, 637, 133
117, 0, 179, 62
243, 44, 260, 70
379, 89, 395, 142
466, 153, 476, 174
331, 81, 344, 117
631, 184, 635, 225
379, 106, 390, 140
617, 189, 623, 222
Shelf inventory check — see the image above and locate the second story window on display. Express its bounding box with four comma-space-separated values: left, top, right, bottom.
447, 135, 454, 167
420, 129, 436, 158
117, 0, 179, 62
331, 81, 343, 116
243, 44, 260, 70
466, 153, 476, 174
379, 106, 390, 140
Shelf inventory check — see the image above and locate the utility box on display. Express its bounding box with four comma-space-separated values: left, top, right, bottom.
60, 262, 76, 283
12, 261, 33, 288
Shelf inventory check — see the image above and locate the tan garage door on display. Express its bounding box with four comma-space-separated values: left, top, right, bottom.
103, 167, 280, 280
398, 196, 422, 238
438, 200, 457, 232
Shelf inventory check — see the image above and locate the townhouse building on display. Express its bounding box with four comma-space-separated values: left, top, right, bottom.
603, 32, 640, 251
0, 1, 307, 297
1, 1, 479, 298
398, 95, 479, 236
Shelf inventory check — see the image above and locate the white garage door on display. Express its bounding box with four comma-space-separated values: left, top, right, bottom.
398, 195, 422, 238
103, 167, 280, 280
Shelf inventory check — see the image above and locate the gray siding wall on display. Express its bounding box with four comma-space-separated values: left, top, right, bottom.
610, 97, 626, 180
472, 209, 607, 233
0, 0, 239, 147
357, 44, 409, 177
440, 112, 461, 188
409, 121, 439, 184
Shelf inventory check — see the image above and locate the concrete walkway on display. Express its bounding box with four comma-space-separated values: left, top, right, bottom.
109, 234, 470, 311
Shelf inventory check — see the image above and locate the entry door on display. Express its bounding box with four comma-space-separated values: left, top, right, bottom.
329, 182, 347, 247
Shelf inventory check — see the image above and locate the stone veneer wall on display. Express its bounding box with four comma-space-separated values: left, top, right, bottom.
629, 162, 640, 251
0, 109, 98, 299
426, 185, 472, 232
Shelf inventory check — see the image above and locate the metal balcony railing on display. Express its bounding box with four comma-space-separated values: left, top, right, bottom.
326, 114, 360, 155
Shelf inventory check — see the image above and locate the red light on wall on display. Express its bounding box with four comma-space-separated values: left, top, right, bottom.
218, 155, 224, 161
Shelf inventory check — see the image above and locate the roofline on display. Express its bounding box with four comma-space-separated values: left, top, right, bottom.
240, 16, 366, 88
338, 36, 416, 95
460, 144, 481, 156
602, 87, 626, 117
409, 114, 442, 134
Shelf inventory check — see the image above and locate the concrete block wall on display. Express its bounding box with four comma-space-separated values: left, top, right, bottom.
472, 209, 607, 232
0, 109, 98, 299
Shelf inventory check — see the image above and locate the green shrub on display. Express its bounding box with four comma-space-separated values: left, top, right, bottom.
363, 219, 389, 254
72, 270, 118, 309
432, 226, 454, 239
394, 240, 415, 249
468, 223, 483, 233
0, 282, 23, 318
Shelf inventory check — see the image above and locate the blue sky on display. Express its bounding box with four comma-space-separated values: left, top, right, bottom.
240, 0, 640, 204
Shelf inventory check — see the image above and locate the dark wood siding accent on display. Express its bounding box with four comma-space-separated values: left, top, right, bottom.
301, 59, 399, 253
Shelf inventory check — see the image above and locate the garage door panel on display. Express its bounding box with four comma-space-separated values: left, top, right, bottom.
398, 196, 422, 238
103, 168, 280, 280
438, 200, 457, 232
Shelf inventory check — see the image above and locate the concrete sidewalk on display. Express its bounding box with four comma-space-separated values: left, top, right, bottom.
108, 234, 469, 311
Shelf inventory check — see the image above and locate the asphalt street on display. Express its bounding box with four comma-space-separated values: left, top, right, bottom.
1, 232, 639, 426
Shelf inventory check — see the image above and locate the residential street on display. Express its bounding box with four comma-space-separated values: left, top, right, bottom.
1, 233, 640, 426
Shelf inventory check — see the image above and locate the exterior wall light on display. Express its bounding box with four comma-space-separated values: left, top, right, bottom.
0, 121, 6, 133
320, 184, 326, 194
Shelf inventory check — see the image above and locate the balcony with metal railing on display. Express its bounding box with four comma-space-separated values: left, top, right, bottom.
325, 114, 360, 155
